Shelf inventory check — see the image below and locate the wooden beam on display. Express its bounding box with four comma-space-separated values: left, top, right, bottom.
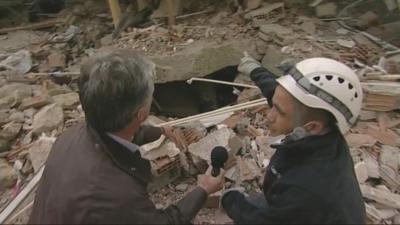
158, 98, 267, 127
187, 77, 258, 89
165, 0, 176, 26
137, 0, 147, 10
108, 0, 122, 28
0, 18, 63, 34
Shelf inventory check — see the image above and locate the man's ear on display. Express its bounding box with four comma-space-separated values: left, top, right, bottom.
304, 121, 324, 135
137, 106, 150, 123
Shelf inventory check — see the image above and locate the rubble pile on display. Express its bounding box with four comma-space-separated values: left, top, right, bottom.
0, 0, 399, 224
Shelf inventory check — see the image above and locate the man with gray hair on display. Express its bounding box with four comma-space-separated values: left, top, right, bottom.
29, 50, 225, 224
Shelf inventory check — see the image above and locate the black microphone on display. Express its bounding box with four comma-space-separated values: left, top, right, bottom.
211, 146, 228, 177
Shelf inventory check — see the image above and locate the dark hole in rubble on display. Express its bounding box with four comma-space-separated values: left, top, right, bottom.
151, 66, 241, 118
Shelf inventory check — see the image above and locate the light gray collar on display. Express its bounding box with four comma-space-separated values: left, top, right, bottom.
107, 133, 140, 153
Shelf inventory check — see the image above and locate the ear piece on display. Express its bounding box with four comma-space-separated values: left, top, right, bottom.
284, 127, 310, 143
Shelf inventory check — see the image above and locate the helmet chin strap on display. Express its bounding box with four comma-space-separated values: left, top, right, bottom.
285, 100, 312, 142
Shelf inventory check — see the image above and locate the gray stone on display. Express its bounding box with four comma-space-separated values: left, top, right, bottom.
337, 39, 356, 49
0, 122, 22, 141
175, 183, 189, 192
100, 34, 113, 46
0, 83, 32, 110
0, 110, 10, 125
357, 11, 379, 29
0, 95, 16, 110
259, 24, 293, 36
23, 108, 37, 125
150, 40, 259, 83
261, 46, 286, 77
28, 135, 55, 172
299, 21, 316, 35
383, 0, 398, 11
0, 138, 10, 153
315, 2, 337, 18
354, 161, 368, 183
188, 127, 235, 161
0, 77, 7, 87
19, 95, 53, 110
0, 159, 17, 191
53, 92, 80, 109
243, 0, 262, 10
32, 104, 64, 135
48, 85, 73, 96
380, 145, 399, 171
9, 111, 25, 123
336, 28, 349, 35
0, 83, 32, 99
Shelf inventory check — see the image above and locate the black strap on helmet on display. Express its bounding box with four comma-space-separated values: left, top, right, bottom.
288, 67, 354, 124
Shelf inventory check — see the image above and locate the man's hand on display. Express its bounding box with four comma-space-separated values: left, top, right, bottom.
198, 167, 225, 195
161, 126, 187, 151
238, 51, 261, 76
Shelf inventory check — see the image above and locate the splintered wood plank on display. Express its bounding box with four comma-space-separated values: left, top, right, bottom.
108, 0, 122, 27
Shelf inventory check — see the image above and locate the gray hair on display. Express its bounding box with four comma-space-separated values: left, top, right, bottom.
78, 49, 155, 132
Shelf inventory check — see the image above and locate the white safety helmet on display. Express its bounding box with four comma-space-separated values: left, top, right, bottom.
276, 57, 363, 134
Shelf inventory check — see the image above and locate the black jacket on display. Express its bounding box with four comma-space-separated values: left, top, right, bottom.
222, 67, 366, 224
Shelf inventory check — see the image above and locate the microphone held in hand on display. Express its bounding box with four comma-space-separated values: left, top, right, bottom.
211, 146, 228, 177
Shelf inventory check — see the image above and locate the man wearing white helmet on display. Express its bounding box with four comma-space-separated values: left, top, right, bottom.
221, 53, 366, 224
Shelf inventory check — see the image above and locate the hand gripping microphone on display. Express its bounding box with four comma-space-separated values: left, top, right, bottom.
211, 146, 228, 177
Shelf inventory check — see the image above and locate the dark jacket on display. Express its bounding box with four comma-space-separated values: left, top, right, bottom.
29, 123, 207, 224
221, 67, 366, 224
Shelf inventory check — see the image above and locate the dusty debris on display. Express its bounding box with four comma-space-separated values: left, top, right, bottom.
32, 104, 64, 135
0, 50, 32, 74
357, 11, 379, 29
0, 122, 22, 141
175, 183, 188, 192
260, 23, 292, 35
0, 159, 17, 191
28, 134, 56, 172
0, 18, 63, 34
345, 133, 377, 148
244, 2, 285, 27
0, 110, 10, 126
188, 127, 235, 162
355, 161, 368, 183
0, 138, 10, 153
362, 82, 400, 111
48, 25, 80, 43
362, 152, 380, 179
360, 184, 400, 210
19, 95, 53, 110
243, 0, 262, 11
53, 93, 80, 109
364, 124, 400, 146
8, 112, 24, 124
337, 39, 356, 49
238, 157, 260, 182
315, 2, 337, 18
42, 51, 66, 72
383, 0, 398, 11
298, 20, 316, 35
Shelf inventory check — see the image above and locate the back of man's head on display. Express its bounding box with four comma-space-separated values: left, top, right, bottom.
78, 50, 155, 132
